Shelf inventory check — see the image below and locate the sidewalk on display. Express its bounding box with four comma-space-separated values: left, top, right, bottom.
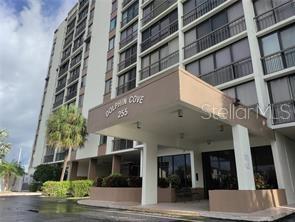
78, 199, 295, 222
0, 192, 42, 197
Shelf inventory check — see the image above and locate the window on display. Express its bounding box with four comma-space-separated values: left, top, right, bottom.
106, 57, 114, 71
105, 79, 112, 94
117, 68, 136, 95
260, 33, 280, 56
108, 37, 115, 50
121, 1, 139, 26
111, 0, 117, 12
83, 57, 88, 69
110, 17, 117, 31
81, 75, 86, 88
99, 135, 107, 145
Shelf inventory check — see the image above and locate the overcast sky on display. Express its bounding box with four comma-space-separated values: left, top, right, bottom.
0, 0, 76, 170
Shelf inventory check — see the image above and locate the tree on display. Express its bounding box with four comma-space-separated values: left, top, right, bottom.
33, 164, 61, 183
0, 161, 25, 191
46, 105, 87, 181
0, 129, 11, 160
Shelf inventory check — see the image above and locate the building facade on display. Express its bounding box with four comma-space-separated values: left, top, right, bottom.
30, 0, 295, 208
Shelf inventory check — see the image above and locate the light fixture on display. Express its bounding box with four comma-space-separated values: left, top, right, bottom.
233, 98, 240, 107
136, 121, 142, 129
178, 109, 183, 118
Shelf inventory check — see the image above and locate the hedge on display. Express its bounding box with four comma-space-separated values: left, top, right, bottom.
42, 180, 93, 198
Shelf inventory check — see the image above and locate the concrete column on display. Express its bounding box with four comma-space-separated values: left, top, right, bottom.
242, 0, 270, 114
190, 150, 197, 188
177, 0, 185, 68
87, 158, 97, 180
232, 125, 255, 190
271, 133, 295, 204
141, 142, 158, 205
112, 155, 121, 174
68, 161, 78, 180
136, 0, 143, 86
140, 149, 143, 177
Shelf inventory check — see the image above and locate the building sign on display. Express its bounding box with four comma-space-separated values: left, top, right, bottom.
105, 95, 144, 119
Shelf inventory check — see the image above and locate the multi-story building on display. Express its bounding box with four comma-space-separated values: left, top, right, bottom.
30, 0, 295, 210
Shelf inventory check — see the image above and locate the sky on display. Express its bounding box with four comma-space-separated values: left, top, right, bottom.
0, 0, 77, 170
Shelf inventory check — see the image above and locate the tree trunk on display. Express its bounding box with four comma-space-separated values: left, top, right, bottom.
3, 174, 9, 192
60, 147, 72, 181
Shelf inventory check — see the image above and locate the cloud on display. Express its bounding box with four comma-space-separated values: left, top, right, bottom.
0, 0, 76, 170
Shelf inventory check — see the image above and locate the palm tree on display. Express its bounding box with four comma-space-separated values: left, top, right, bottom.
0, 129, 11, 160
47, 105, 87, 181
0, 161, 25, 191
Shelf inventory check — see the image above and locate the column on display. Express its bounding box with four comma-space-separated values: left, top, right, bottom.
140, 149, 143, 177
177, 0, 185, 68
141, 142, 158, 205
195, 151, 204, 188
232, 125, 255, 190
190, 151, 197, 188
271, 133, 295, 204
112, 155, 121, 174
68, 161, 78, 180
87, 158, 97, 180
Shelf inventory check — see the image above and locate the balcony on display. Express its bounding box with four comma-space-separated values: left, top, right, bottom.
271, 100, 295, 125
53, 99, 63, 108
43, 154, 54, 163
141, 20, 178, 51
68, 73, 80, 84
66, 91, 77, 101
254, 1, 295, 31
75, 22, 86, 37
184, 16, 246, 59
120, 30, 137, 48
182, 0, 226, 27
140, 51, 179, 80
262, 46, 295, 75
121, 10, 138, 28
56, 82, 66, 92
118, 53, 137, 71
199, 57, 253, 86
123, 0, 133, 7
79, 0, 89, 9
116, 78, 136, 96
113, 139, 133, 151
55, 151, 67, 161
58, 66, 68, 77
142, 0, 177, 26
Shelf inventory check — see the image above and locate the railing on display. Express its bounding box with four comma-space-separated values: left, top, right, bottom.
141, 20, 178, 51
55, 151, 67, 161
116, 78, 136, 95
262, 46, 295, 75
61, 49, 71, 63
53, 99, 63, 108
142, 0, 177, 25
79, 0, 89, 9
271, 100, 295, 125
43, 154, 54, 163
183, 0, 226, 26
118, 53, 137, 71
59, 64, 69, 77
184, 16, 246, 59
121, 9, 138, 28
113, 139, 134, 151
75, 21, 86, 37
254, 0, 295, 31
66, 91, 77, 101
199, 57, 253, 86
140, 51, 179, 80
56, 82, 66, 92
123, 0, 133, 7
68, 73, 80, 84
64, 35, 73, 48
120, 30, 137, 48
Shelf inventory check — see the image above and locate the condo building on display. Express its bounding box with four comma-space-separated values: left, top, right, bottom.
30, 0, 295, 212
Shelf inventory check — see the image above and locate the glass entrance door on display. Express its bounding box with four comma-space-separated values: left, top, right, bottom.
202, 150, 238, 198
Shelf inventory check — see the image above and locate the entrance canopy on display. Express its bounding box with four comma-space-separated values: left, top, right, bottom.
88, 68, 272, 147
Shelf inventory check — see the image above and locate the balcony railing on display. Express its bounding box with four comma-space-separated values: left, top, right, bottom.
199, 57, 253, 86
59, 66, 69, 77
123, 0, 133, 7
254, 0, 295, 31
79, 0, 89, 9
121, 10, 138, 28
75, 22, 86, 37
140, 51, 179, 80
271, 100, 295, 125
53, 99, 63, 108
55, 151, 67, 161
66, 91, 77, 101
262, 46, 295, 75
56, 82, 66, 92
184, 16, 246, 59
142, 0, 177, 26
113, 139, 133, 151
118, 53, 137, 71
182, 0, 226, 27
43, 154, 54, 163
120, 31, 137, 48
68, 73, 80, 84
116, 78, 136, 95
141, 20, 178, 51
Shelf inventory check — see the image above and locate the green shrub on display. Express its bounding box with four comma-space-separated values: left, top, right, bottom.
102, 173, 128, 187
96, 177, 103, 187
29, 182, 42, 192
167, 174, 181, 189
42, 181, 70, 198
33, 164, 61, 184
70, 180, 94, 197
158, 178, 169, 188
127, 176, 142, 187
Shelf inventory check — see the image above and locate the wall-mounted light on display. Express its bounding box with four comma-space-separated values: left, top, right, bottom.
136, 121, 142, 129
178, 109, 183, 118
233, 98, 240, 107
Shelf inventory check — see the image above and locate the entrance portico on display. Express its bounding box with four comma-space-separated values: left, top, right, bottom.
87, 67, 287, 211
